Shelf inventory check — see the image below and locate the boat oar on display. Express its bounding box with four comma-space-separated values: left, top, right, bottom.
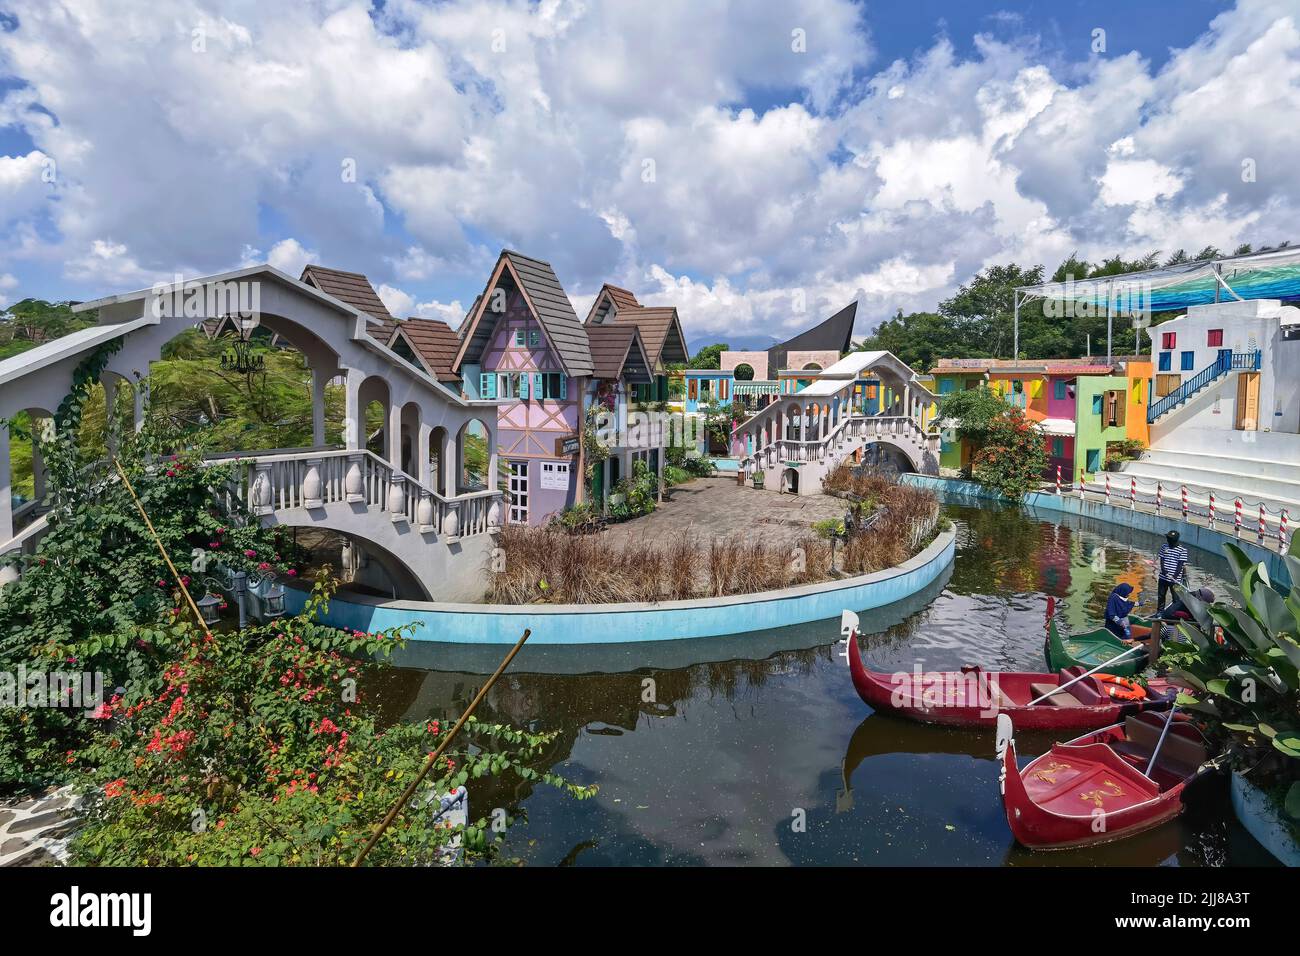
1144, 706, 1178, 777
1027, 643, 1147, 706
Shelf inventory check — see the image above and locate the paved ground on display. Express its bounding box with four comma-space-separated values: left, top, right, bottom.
0, 786, 83, 867
600, 477, 849, 550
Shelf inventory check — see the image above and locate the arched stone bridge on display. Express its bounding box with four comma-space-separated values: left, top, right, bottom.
0, 265, 505, 601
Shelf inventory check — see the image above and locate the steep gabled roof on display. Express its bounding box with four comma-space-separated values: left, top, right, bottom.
453, 250, 594, 377
587, 324, 653, 383
300, 265, 395, 337
390, 318, 462, 384
583, 283, 641, 325
767, 301, 857, 379
611, 306, 689, 373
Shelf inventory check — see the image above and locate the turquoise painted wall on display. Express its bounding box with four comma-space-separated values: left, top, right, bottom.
284, 529, 957, 645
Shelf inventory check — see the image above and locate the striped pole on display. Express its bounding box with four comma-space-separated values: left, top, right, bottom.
1181, 485, 1188, 520
1234, 497, 1242, 538
1055, 465, 1062, 496
1130, 476, 1137, 510
1156, 482, 1163, 513
1282, 511, 1290, 552
1208, 491, 1216, 528
1105, 473, 1111, 505
1259, 503, 1267, 540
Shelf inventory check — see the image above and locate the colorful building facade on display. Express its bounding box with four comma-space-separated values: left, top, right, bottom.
931, 357, 1152, 483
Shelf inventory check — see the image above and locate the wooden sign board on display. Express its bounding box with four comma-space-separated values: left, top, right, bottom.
555, 434, 581, 457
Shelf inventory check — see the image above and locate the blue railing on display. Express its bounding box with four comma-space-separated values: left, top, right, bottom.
1148, 350, 1261, 423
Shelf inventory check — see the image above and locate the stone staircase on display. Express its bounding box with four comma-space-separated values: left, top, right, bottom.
1119, 446, 1300, 517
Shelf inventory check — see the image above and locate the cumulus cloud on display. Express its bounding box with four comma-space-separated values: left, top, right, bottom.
0, 0, 1295, 342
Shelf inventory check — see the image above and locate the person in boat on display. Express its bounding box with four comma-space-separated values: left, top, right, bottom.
1104, 582, 1152, 645
1155, 530, 1190, 611
1155, 586, 1214, 642
1155, 586, 1214, 622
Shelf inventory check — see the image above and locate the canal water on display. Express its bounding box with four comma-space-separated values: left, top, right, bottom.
374, 500, 1280, 866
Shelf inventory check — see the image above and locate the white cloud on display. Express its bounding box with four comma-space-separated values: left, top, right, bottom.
377, 282, 467, 325
0, 273, 19, 308
0, 0, 1295, 343
1098, 160, 1184, 206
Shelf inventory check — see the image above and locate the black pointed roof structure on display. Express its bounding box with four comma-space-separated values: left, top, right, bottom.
766, 301, 857, 379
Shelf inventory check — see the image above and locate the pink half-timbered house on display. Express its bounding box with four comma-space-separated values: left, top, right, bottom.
452, 251, 594, 525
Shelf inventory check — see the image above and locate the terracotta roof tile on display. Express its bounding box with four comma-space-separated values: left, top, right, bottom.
587, 324, 652, 382
392, 318, 462, 384
611, 306, 688, 371
299, 265, 394, 328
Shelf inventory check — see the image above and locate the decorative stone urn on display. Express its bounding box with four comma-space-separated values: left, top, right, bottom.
251, 464, 274, 516
416, 492, 436, 533
303, 458, 323, 509
443, 506, 460, 542
388, 475, 406, 523
344, 455, 365, 503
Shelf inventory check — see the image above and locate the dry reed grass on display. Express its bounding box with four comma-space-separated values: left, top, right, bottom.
488, 469, 940, 605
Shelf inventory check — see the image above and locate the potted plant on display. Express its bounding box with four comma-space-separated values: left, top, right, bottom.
752, 470, 765, 489
1162, 538, 1300, 865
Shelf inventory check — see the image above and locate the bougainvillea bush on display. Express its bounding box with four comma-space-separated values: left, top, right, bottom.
71, 584, 593, 866
0, 407, 298, 790
939, 386, 1048, 500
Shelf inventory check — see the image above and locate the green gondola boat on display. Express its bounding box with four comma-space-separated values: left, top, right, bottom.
1043, 596, 1152, 678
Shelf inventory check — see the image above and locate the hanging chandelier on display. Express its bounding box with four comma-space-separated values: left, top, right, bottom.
219, 313, 265, 374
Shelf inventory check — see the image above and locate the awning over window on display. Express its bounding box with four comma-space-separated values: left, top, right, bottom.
1016, 246, 1300, 313
733, 381, 780, 396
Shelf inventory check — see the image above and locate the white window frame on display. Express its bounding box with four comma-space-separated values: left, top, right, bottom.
509, 461, 529, 524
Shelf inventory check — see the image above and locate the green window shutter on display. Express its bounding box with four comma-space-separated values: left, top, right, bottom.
533, 372, 543, 398
519, 373, 530, 399
479, 373, 496, 398
559, 374, 567, 400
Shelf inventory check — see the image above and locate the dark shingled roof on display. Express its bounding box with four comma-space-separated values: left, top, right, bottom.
766, 301, 857, 379
611, 306, 689, 372
582, 284, 642, 325
503, 250, 593, 376
391, 318, 462, 384
587, 324, 652, 383
300, 265, 395, 336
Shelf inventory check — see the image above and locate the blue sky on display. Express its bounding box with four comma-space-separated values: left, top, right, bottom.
0, 0, 1292, 339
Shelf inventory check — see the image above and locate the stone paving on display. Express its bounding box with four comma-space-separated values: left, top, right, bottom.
599, 476, 849, 550
0, 786, 83, 867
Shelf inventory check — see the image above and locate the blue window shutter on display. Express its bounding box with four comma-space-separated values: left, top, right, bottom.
533, 372, 543, 398
559, 374, 567, 400
1180, 351, 1194, 370
519, 373, 529, 399
1158, 352, 1171, 371
480, 373, 496, 399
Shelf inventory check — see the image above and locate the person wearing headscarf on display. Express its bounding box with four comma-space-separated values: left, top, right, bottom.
1104, 582, 1152, 642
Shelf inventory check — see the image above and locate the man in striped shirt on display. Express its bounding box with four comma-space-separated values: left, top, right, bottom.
1156, 530, 1189, 611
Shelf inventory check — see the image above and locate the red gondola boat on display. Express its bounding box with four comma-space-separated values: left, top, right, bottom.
840, 611, 1174, 731
996, 711, 1219, 850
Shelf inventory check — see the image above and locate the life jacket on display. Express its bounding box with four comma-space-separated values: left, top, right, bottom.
1095, 674, 1146, 701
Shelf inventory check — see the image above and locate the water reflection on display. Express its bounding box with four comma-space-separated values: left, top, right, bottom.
373, 501, 1276, 866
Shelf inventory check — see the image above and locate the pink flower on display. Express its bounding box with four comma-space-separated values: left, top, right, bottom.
244, 549, 256, 558
286, 569, 298, 577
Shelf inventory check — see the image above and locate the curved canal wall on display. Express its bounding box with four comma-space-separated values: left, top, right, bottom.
284, 527, 957, 645
900, 474, 1293, 588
